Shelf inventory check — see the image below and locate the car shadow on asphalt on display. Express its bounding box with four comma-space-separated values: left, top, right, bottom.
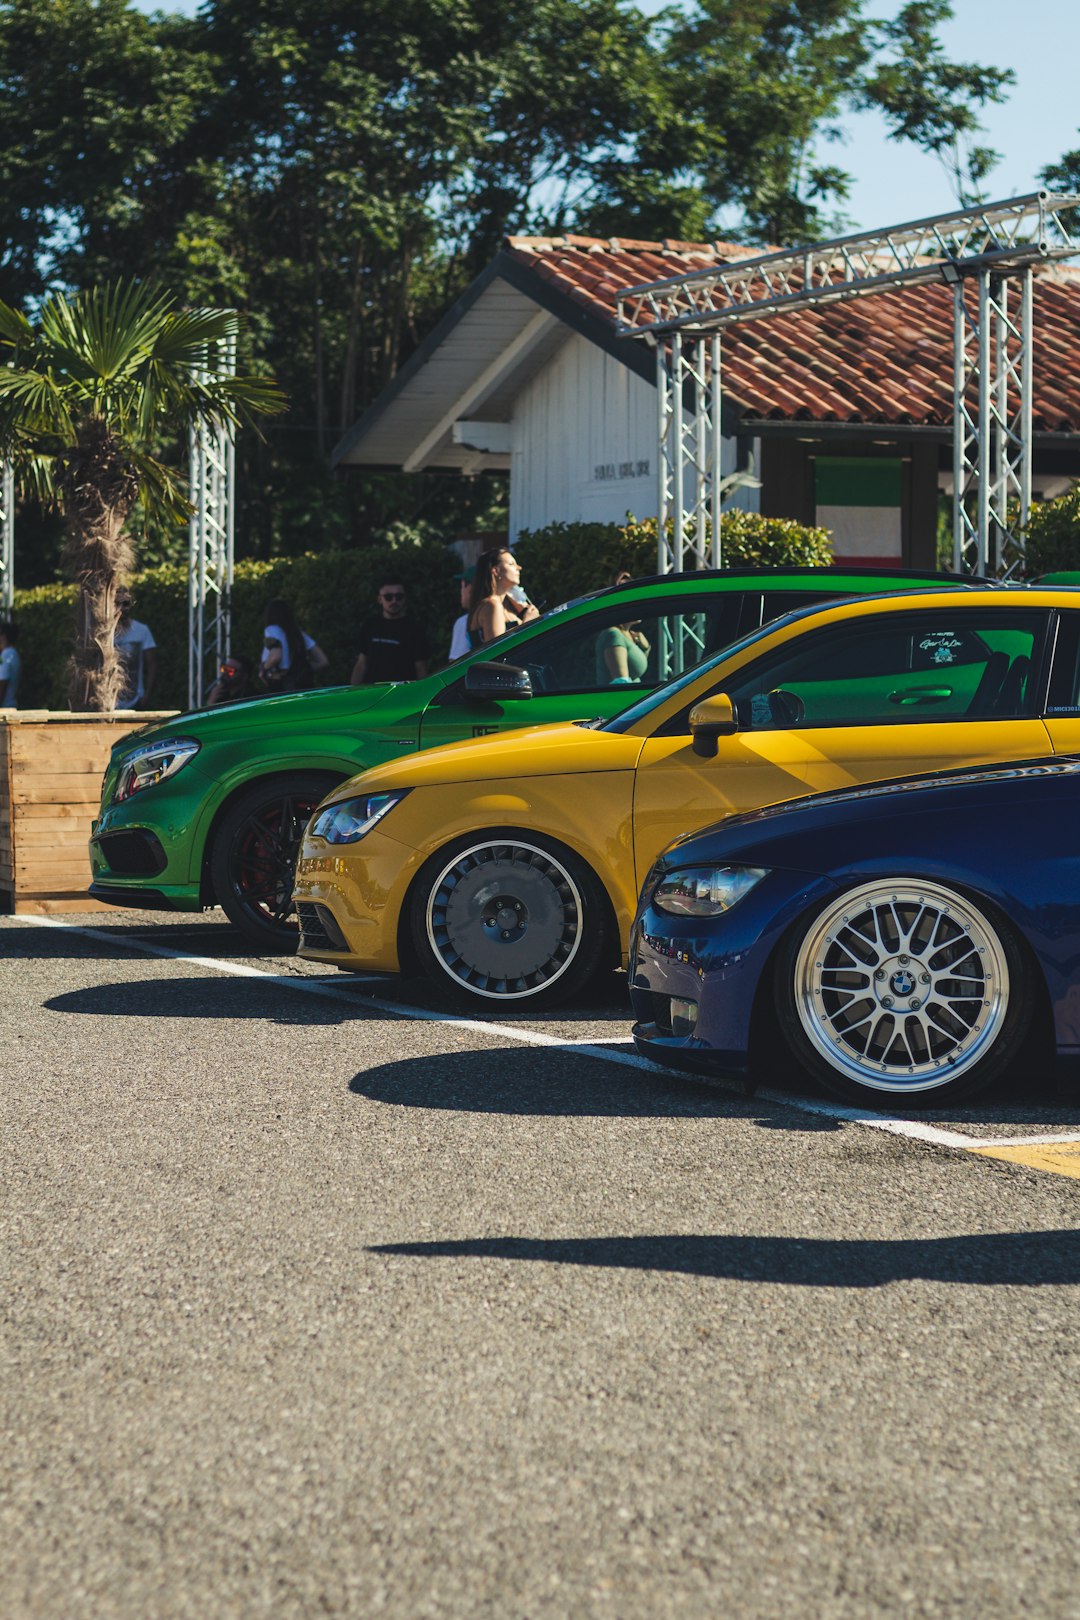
0, 919, 265, 961
345, 967, 634, 1022
350, 1046, 753, 1118
351, 1046, 1080, 1128
368, 1229, 1080, 1288
42, 977, 359, 1025
751, 1065, 1080, 1130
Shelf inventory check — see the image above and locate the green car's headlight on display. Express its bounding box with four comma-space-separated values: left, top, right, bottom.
113, 737, 200, 802
652, 865, 768, 917
308, 790, 407, 845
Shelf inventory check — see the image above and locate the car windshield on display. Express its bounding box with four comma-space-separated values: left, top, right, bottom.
601, 597, 845, 732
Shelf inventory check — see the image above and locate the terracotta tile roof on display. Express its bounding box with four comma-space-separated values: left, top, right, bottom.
504, 235, 1080, 432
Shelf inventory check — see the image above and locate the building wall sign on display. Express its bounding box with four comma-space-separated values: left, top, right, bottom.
594, 460, 651, 482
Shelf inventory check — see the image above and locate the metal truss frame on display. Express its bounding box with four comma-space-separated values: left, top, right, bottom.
619, 192, 1080, 575
188, 332, 236, 709
656, 332, 722, 571
654, 333, 724, 674
953, 268, 1033, 576
0, 458, 13, 613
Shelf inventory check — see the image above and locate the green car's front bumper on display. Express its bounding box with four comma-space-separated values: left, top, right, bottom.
89, 780, 213, 910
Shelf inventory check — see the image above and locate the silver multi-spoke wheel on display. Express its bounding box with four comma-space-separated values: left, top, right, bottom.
421, 838, 588, 1002
792, 880, 1012, 1096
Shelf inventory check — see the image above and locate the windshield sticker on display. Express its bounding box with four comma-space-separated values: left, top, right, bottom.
918, 631, 963, 666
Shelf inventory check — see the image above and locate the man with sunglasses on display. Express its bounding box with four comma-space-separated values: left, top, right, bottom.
350, 579, 430, 686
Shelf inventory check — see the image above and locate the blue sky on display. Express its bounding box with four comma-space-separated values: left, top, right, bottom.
138, 0, 1077, 235
830, 0, 1078, 232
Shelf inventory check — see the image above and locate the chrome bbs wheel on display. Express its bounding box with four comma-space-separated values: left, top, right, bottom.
421, 838, 588, 1002
792, 880, 1012, 1096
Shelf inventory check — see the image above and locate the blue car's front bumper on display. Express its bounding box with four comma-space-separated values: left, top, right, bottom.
629, 867, 836, 1079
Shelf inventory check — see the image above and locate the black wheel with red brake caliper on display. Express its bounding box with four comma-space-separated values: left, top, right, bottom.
210, 772, 341, 951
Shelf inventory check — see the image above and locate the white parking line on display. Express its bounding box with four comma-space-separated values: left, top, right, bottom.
13, 915, 1080, 1160
962, 1131, 1080, 1149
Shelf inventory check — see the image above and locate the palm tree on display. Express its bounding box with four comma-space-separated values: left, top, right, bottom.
0, 283, 284, 710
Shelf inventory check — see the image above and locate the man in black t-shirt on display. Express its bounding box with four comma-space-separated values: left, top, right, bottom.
350, 580, 431, 684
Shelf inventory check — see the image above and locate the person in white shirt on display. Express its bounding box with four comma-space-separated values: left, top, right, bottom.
0, 620, 21, 707
448, 566, 474, 662
114, 591, 157, 709
259, 596, 329, 692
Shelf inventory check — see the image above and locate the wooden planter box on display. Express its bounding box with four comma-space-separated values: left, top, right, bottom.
0, 711, 178, 915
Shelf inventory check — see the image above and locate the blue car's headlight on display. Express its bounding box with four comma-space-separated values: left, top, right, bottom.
652, 865, 768, 917
308, 790, 407, 845
113, 737, 200, 802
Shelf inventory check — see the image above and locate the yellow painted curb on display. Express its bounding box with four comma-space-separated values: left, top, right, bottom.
971, 1141, 1080, 1179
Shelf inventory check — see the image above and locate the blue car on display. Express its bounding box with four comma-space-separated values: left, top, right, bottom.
628, 757, 1080, 1107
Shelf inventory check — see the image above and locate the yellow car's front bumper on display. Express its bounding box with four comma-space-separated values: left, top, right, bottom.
293, 828, 422, 972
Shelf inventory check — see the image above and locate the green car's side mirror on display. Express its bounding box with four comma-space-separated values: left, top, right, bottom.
464, 662, 534, 701
689, 692, 738, 758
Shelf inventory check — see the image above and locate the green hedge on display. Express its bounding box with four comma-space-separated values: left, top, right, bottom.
11, 510, 835, 710
515, 511, 833, 609
1022, 486, 1080, 576
11, 545, 462, 711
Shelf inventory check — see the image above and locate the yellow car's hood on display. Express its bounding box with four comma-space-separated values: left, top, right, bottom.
332, 722, 644, 799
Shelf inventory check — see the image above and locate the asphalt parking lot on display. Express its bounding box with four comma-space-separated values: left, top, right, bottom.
3, 908, 1080, 1619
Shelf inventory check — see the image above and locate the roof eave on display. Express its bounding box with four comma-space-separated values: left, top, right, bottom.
330, 247, 659, 471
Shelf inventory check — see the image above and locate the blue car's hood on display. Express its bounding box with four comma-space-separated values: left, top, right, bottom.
658, 755, 1080, 871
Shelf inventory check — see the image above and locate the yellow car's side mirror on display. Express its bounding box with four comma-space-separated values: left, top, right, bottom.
689, 692, 738, 758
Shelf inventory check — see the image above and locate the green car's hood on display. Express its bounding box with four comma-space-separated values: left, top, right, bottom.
115, 682, 403, 750
329, 721, 644, 801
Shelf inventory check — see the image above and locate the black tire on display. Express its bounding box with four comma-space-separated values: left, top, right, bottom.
774, 877, 1033, 1108
408, 830, 610, 1007
210, 772, 341, 952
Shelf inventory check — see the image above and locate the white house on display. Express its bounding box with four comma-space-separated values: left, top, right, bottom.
333, 235, 1080, 568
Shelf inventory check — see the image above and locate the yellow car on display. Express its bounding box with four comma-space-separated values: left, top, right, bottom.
294, 587, 1079, 1005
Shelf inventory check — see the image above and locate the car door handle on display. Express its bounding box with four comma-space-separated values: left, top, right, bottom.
888, 687, 953, 705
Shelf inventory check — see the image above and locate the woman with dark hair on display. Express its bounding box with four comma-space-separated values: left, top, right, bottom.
595, 617, 650, 684
467, 548, 539, 647
259, 597, 329, 691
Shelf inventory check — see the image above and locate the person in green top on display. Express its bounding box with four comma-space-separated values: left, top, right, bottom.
596, 619, 650, 684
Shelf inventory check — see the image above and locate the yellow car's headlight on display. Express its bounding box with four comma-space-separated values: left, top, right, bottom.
308, 790, 407, 845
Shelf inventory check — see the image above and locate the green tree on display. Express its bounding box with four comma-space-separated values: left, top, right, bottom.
0, 0, 1017, 578
1040, 138, 1080, 232
1022, 485, 1080, 576
599, 0, 1014, 244
861, 1, 1013, 210
0, 0, 210, 306
0, 282, 283, 710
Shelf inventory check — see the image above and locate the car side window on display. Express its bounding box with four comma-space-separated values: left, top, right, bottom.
656, 610, 1048, 733
437, 593, 745, 700
1046, 612, 1080, 715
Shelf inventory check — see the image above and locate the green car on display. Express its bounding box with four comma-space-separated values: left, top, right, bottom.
89, 566, 973, 949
